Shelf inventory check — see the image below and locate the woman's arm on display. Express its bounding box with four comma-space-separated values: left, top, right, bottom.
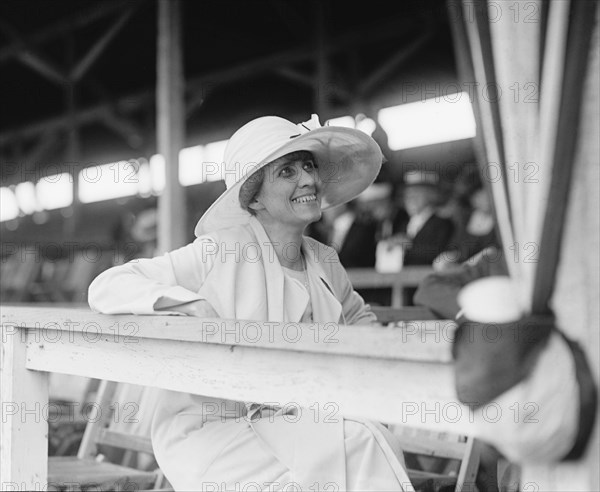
88, 237, 218, 315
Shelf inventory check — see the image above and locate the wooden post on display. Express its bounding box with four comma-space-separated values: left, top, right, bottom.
0, 325, 49, 488
157, 0, 186, 252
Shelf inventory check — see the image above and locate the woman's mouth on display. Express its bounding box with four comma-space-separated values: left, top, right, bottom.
291, 194, 318, 204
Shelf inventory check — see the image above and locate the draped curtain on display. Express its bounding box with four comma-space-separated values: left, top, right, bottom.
449, 0, 598, 315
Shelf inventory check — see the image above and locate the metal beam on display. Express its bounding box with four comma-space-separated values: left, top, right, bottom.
0, 20, 67, 85
70, 6, 139, 82
275, 66, 314, 88
0, 1, 141, 64
269, 0, 308, 41
20, 130, 63, 181
0, 16, 415, 146
358, 30, 433, 96
274, 66, 352, 100
100, 110, 144, 148
0, 94, 153, 146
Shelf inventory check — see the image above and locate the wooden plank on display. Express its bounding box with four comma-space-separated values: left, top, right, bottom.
372, 306, 438, 324
0, 324, 49, 487
394, 434, 467, 460
97, 429, 154, 455
21, 328, 472, 432
347, 267, 434, 307
346, 267, 434, 289
48, 457, 156, 489
77, 380, 118, 460
0, 305, 455, 362
456, 437, 480, 489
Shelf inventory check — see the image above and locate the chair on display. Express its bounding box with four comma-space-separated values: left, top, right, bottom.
392, 425, 481, 492
48, 380, 167, 491
375, 306, 483, 491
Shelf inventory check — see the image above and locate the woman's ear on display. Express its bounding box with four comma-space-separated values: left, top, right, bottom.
247, 197, 264, 212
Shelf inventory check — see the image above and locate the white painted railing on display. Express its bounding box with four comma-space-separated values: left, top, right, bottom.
1, 305, 465, 489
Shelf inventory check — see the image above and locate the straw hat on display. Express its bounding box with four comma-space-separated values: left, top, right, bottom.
195, 114, 383, 236
403, 170, 440, 188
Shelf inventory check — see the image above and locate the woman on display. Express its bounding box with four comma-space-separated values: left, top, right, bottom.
88, 115, 413, 491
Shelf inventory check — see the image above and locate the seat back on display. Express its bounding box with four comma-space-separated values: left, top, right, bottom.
48, 379, 169, 490
377, 306, 480, 490
78, 381, 160, 464
392, 425, 481, 491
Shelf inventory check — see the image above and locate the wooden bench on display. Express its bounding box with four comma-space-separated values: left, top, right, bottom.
1, 304, 474, 489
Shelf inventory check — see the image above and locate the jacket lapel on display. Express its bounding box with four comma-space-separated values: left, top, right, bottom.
302, 240, 343, 324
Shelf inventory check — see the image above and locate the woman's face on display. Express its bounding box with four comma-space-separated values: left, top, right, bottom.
249, 151, 322, 231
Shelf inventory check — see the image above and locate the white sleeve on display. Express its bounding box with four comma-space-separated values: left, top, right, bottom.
88, 237, 218, 315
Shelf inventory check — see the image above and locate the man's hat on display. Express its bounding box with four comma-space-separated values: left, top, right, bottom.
403, 170, 440, 188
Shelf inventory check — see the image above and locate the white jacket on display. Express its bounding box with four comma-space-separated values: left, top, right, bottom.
88, 217, 412, 491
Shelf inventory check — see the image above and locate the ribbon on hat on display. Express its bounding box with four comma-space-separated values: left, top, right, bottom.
291, 114, 322, 138
299, 114, 322, 132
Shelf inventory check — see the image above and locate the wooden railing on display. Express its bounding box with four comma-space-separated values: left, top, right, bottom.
346, 267, 434, 307
0, 304, 466, 489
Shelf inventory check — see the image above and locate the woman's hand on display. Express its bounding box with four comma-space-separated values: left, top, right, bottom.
170, 299, 219, 318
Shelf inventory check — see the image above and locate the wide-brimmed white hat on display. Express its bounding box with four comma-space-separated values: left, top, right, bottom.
195, 114, 383, 236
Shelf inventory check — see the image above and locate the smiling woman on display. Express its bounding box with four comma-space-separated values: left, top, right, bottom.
246, 151, 322, 256
86, 114, 421, 490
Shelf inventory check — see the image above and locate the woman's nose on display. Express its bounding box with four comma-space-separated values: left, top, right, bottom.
298, 168, 319, 188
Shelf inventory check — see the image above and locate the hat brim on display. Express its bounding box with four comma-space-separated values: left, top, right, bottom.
195, 126, 382, 236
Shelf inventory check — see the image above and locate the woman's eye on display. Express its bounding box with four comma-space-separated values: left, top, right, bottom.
303, 160, 318, 171
280, 166, 296, 179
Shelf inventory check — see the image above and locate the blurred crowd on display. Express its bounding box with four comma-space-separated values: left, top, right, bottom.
308, 166, 499, 274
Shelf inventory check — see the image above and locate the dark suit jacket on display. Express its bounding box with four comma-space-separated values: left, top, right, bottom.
337, 217, 378, 268
401, 214, 455, 266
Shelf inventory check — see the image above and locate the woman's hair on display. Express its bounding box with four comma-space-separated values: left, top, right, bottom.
239, 167, 265, 214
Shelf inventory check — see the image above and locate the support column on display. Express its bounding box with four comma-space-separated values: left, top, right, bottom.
314, 2, 329, 119
157, 0, 186, 252
64, 34, 80, 239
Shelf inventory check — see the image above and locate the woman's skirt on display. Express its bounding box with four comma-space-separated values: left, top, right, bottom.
152, 392, 414, 491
